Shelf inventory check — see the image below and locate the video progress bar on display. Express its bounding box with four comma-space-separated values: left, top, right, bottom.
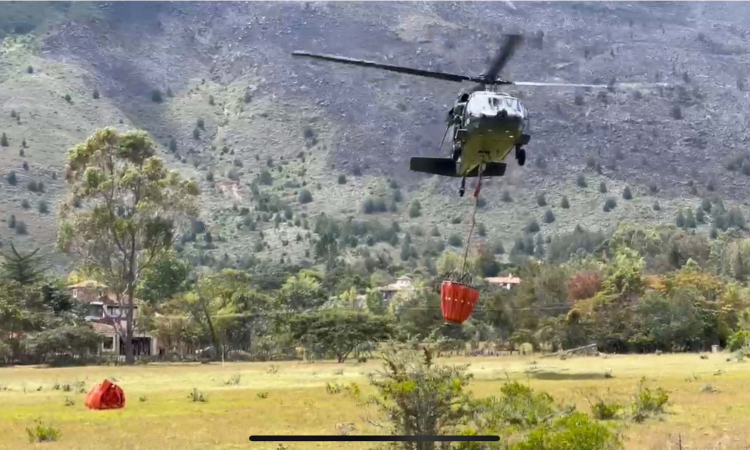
250, 435, 500, 442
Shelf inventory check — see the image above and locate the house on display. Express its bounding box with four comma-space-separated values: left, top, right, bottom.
377, 276, 415, 304
68, 281, 162, 357
485, 273, 522, 290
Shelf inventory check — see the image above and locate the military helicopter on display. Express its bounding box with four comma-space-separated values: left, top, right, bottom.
293, 35, 657, 196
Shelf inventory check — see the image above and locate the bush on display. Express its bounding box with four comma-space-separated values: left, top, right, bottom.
409, 200, 422, 218
151, 89, 163, 103
502, 191, 513, 202
188, 388, 207, 402
653, 201, 661, 211
671, 104, 683, 120
631, 378, 669, 422
590, 399, 622, 420
38, 200, 48, 214
491, 240, 505, 255
728, 330, 750, 351
0, 133, 8, 147
448, 234, 463, 247
205, 171, 214, 182
648, 183, 659, 194
192, 127, 200, 140
710, 227, 718, 239
244, 90, 252, 103
6, 171, 17, 186
560, 196, 570, 209
208, 95, 215, 106
543, 209, 555, 224
93, 89, 100, 99
676, 210, 686, 228
477, 222, 486, 237
168, 138, 177, 152
337, 174, 346, 185
197, 118, 205, 130
21, 199, 30, 209
599, 181, 607, 193
701, 198, 712, 212
622, 186, 632, 200
431, 225, 440, 237
27, 66, 34, 74
8, 215, 16, 229
259, 170, 273, 185
298, 189, 313, 204
604, 197, 617, 211
536, 193, 547, 207
576, 173, 587, 188
526, 220, 540, 234
26, 419, 59, 443
64, 94, 72, 103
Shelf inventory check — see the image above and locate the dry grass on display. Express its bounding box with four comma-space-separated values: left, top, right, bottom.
1, 353, 750, 449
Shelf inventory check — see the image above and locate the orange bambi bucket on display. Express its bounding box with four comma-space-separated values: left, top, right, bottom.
440, 280, 480, 324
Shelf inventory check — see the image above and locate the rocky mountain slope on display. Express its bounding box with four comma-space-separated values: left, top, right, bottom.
2, 1, 750, 270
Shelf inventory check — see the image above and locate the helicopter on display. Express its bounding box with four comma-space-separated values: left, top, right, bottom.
293, 35, 661, 196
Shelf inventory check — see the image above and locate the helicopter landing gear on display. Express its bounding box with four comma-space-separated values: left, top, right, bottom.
515, 145, 526, 167
451, 143, 462, 162
459, 177, 466, 197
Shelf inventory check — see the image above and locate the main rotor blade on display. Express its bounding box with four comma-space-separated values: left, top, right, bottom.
513, 81, 674, 90
484, 34, 523, 82
292, 51, 476, 83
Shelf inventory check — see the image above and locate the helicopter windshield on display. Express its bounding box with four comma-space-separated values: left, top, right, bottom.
466, 92, 526, 119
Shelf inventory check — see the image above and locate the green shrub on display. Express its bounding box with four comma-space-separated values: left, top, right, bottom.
515, 412, 619, 450
93, 89, 100, 99
561, 196, 570, 209
6, 171, 16, 185
604, 197, 617, 212
188, 388, 207, 402
728, 330, 750, 352
337, 174, 346, 184
576, 174, 587, 188
259, 170, 273, 185
622, 186, 632, 200
599, 181, 607, 193
27, 66, 33, 74
223, 374, 241, 386
477, 223, 486, 237
26, 419, 59, 443
502, 191, 513, 202
8, 215, 16, 229
448, 234, 463, 247
21, 199, 30, 209
169, 138, 177, 152
631, 377, 669, 422
409, 200, 422, 218
38, 200, 48, 214
64, 94, 71, 103
197, 118, 205, 130
208, 95, 215, 106
298, 189, 313, 204
151, 90, 163, 103
543, 209, 555, 224
590, 399, 622, 420
536, 193, 547, 207
0, 132, 8, 147
525, 220, 540, 234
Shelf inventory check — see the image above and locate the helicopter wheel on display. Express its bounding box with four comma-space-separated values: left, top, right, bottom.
516, 147, 526, 167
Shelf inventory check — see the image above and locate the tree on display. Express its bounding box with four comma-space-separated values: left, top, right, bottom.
623, 186, 633, 200
409, 200, 422, 218
576, 174, 587, 188
290, 309, 393, 362
93, 89, 100, 99
169, 138, 177, 152
0, 133, 8, 147
536, 193, 547, 207
685, 209, 697, 228
298, 189, 313, 204
366, 343, 473, 445
543, 209, 555, 224
136, 252, 190, 304
696, 207, 705, 224
151, 89, 163, 103
676, 210, 686, 228
56, 128, 200, 364
599, 181, 607, 193
0, 243, 45, 285
561, 196, 570, 209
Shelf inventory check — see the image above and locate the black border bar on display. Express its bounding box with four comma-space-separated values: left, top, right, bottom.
250, 435, 499, 442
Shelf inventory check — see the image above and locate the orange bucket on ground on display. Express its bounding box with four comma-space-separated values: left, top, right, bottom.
440, 280, 479, 324
85, 379, 125, 410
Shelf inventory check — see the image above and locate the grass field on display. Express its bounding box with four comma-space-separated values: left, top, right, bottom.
1, 353, 749, 450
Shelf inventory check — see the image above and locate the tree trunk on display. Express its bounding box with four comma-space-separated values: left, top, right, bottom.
124, 288, 135, 365
204, 304, 220, 360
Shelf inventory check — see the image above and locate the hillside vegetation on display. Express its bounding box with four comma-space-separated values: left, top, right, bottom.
2, 2, 750, 271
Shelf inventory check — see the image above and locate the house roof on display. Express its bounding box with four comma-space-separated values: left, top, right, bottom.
68, 280, 108, 289
485, 276, 522, 285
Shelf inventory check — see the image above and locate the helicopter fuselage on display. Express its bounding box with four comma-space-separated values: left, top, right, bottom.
451, 91, 529, 177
